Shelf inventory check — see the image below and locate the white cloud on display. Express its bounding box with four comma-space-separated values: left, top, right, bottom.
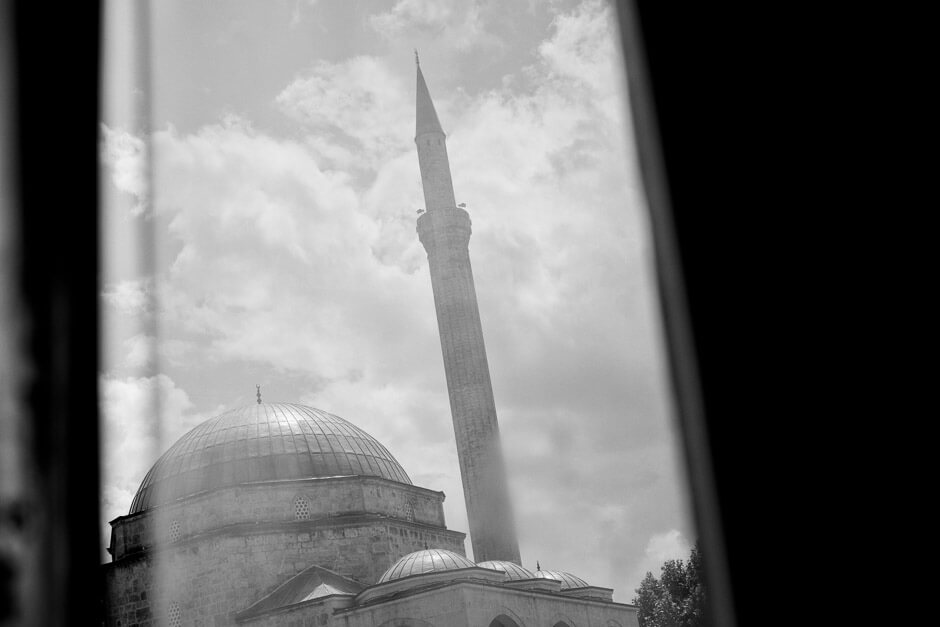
369, 0, 500, 52
276, 56, 413, 171
122, 114, 440, 392
122, 333, 154, 370
539, 0, 623, 97
289, 1, 302, 28
137, 5, 643, 417
99, 374, 206, 550
100, 124, 148, 216
644, 529, 692, 565
602, 528, 696, 601
122, 334, 192, 370
289, 0, 321, 28
102, 277, 153, 316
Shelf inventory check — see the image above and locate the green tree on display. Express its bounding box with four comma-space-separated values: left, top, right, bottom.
632, 541, 707, 627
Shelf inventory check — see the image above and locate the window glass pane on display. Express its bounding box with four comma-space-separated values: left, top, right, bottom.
99, 0, 696, 621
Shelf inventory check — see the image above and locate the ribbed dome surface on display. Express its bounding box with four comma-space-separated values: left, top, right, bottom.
129, 403, 411, 514
378, 549, 475, 584
477, 560, 536, 581
534, 569, 590, 589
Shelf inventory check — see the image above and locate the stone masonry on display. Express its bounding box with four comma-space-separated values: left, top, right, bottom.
104, 476, 465, 626
414, 62, 521, 565
239, 578, 639, 627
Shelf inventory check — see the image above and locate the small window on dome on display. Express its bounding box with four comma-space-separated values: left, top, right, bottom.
294, 495, 311, 520
167, 602, 181, 627
169, 520, 181, 542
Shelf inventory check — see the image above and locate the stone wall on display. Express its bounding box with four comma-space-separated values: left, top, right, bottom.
107, 520, 465, 626
110, 476, 449, 561
105, 476, 465, 626
104, 555, 154, 627
333, 582, 639, 627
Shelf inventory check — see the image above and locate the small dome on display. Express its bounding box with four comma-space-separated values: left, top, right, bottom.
378, 549, 475, 583
477, 560, 536, 581
534, 569, 590, 589
130, 403, 411, 514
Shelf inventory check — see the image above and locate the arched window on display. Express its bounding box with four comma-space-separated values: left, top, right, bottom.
294, 494, 311, 520
488, 615, 521, 627
553, 622, 572, 627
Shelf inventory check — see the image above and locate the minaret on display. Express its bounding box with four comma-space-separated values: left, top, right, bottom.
414, 56, 522, 564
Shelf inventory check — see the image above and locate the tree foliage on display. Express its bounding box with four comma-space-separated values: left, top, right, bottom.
632, 541, 707, 627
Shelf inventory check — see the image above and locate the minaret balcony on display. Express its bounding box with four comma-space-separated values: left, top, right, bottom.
417, 206, 472, 256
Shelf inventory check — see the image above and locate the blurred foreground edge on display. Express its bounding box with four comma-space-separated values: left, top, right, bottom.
614, 0, 778, 625
2, 2, 102, 625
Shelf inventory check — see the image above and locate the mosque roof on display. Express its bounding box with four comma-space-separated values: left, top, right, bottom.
377, 549, 476, 584
235, 565, 364, 621
476, 560, 537, 581
129, 402, 411, 514
534, 569, 590, 589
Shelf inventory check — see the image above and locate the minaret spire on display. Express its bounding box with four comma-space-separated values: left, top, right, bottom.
415, 60, 445, 139
415, 65, 522, 565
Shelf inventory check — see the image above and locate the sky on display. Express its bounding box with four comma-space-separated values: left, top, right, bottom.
99, 0, 695, 603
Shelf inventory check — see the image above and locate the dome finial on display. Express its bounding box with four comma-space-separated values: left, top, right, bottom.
536, 561, 540, 571
256, 384, 262, 404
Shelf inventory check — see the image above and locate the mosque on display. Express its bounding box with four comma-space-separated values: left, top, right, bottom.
102, 60, 640, 627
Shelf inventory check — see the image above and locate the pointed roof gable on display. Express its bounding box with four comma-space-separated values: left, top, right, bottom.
416, 63, 444, 137
235, 565, 364, 621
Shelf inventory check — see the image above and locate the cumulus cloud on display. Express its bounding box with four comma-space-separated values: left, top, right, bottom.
99, 374, 206, 549
122, 333, 154, 370
100, 124, 148, 216
290, 3, 301, 29
102, 277, 154, 316
644, 529, 693, 565
122, 334, 192, 370
140, 117, 441, 385
276, 56, 413, 171
619, 529, 694, 597
539, 0, 624, 98
288, 0, 318, 29
369, 0, 501, 52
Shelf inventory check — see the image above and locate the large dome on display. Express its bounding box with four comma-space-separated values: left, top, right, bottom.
129, 402, 411, 514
